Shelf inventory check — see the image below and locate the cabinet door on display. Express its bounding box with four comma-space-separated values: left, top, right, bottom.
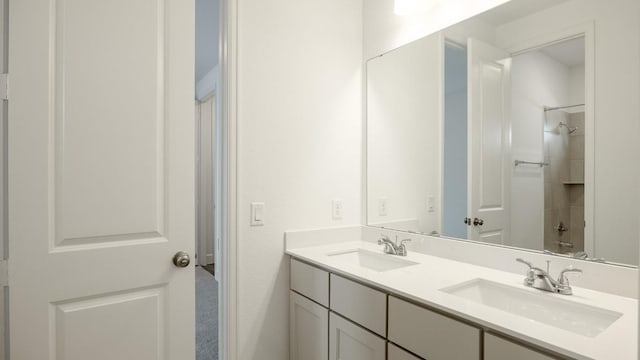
485, 334, 557, 360
329, 312, 385, 360
388, 343, 423, 360
290, 291, 329, 360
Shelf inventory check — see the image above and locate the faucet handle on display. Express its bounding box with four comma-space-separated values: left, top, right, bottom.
558, 266, 582, 285
516, 258, 534, 269
516, 258, 544, 286
377, 234, 390, 245
556, 266, 582, 295
397, 239, 411, 256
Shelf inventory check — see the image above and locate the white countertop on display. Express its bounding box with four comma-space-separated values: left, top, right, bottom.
286, 240, 638, 360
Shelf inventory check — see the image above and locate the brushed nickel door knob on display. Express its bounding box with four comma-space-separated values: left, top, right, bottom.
172, 251, 190, 268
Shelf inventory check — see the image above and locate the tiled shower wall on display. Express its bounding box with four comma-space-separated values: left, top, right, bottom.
543, 110, 585, 253
568, 112, 585, 250
544, 110, 570, 252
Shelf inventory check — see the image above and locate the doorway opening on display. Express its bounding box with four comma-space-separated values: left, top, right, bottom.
195, 0, 222, 359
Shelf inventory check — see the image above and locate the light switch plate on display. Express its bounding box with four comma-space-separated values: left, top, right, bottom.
250, 202, 265, 226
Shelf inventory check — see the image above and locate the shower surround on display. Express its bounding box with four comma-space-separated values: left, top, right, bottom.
544, 110, 585, 254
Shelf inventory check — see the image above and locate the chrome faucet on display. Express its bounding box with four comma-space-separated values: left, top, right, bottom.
516, 258, 582, 295
378, 235, 411, 256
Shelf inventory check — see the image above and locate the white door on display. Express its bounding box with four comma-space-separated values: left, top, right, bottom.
467, 38, 512, 244
329, 312, 386, 360
290, 291, 329, 360
8, 1, 195, 359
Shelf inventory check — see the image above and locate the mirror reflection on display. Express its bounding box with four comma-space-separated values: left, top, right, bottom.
366, 0, 637, 266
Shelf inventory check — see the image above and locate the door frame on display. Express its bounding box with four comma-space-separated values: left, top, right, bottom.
195, 93, 217, 268
219, 0, 238, 358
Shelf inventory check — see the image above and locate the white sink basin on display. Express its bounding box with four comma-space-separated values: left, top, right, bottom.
441, 278, 622, 337
327, 249, 418, 272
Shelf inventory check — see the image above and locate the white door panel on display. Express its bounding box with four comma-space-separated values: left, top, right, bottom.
468, 38, 511, 244
9, 0, 195, 358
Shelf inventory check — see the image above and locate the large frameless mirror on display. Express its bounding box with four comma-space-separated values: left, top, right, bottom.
366, 0, 639, 267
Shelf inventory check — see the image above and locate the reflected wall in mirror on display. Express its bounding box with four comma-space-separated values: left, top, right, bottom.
366, 0, 640, 266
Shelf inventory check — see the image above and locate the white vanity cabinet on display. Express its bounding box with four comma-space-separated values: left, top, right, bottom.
289, 259, 386, 360
485, 333, 558, 360
289, 256, 572, 360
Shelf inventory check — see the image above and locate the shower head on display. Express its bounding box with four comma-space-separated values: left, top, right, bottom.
559, 121, 578, 134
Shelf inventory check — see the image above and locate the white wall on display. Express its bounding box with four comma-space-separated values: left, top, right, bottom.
363, 0, 510, 59
367, 34, 442, 234
236, 0, 362, 358
495, 0, 640, 265
568, 65, 585, 106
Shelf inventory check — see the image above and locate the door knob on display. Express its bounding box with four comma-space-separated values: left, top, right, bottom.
172, 251, 191, 268
464, 217, 472, 226
473, 217, 484, 226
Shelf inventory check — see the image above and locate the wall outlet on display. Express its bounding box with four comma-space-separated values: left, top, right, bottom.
250, 202, 265, 226
332, 199, 343, 220
378, 198, 388, 216
427, 196, 435, 213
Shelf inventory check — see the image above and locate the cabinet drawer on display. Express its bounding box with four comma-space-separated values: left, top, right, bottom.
330, 274, 387, 336
329, 312, 386, 360
485, 333, 558, 360
291, 258, 329, 307
388, 343, 423, 360
388, 296, 480, 360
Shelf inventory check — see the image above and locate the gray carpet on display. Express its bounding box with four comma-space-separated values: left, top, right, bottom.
196, 266, 218, 360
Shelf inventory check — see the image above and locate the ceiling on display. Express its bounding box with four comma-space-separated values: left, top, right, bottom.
479, 0, 569, 27
539, 37, 585, 67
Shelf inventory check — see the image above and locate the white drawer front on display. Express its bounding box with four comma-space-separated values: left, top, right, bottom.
388, 343, 423, 360
330, 274, 387, 336
291, 258, 329, 307
388, 296, 480, 360
485, 333, 557, 360
329, 312, 386, 360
